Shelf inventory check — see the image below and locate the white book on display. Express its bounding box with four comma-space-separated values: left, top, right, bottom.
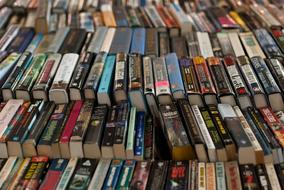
49, 53, 79, 104
0, 99, 23, 137
197, 162, 206, 190
265, 163, 282, 190
0, 25, 19, 52
228, 32, 246, 57
196, 32, 214, 58
56, 157, 78, 190
100, 28, 116, 53
88, 159, 111, 190
0, 157, 17, 188
239, 32, 266, 59
191, 105, 216, 162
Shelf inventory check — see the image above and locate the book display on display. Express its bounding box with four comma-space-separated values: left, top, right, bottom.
1, 0, 284, 189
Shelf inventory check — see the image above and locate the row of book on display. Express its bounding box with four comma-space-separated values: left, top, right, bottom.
1, 25, 284, 113
0, 156, 283, 190
1, 97, 284, 165
2, 0, 284, 34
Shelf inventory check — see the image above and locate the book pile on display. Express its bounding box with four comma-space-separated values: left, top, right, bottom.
0, 157, 283, 190
1, 0, 284, 189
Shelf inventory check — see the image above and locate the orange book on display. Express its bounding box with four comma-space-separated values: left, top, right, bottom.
101, 4, 116, 27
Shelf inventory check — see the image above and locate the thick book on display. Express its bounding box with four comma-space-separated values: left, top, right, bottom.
103, 159, 123, 189
223, 56, 252, 110
200, 107, 227, 162
128, 54, 147, 112
179, 58, 203, 106
32, 53, 62, 101
193, 56, 217, 105
117, 160, 136, 189
153, 56, 172, 105
130, 161, 151, 190
170, 36, 188, 59
109, 28, 132, 54
255, 164, 272, 189
97, 55, 116, 106
165, 161, 188, 190
130, 28, 146, 55
83, 105, 108, 159
22, 102, 55, 157
160, 103, 194, 160
70, 100, 94, 158
1, 52, 32, 101
177, 99, 205, 161
59, 28, 87, 54
88, 159, 111, 190
250, 56, 284, 111
113, 53, 128, 103
6, 27, 35, 53
145, 28, 158, 57
59, 100, 83, 158
15, 53, 47, 100
134, 111, 145, 161
236, 56, 267, 108
207, 56, 235, 105
67, 159, 97, 190
100, 4, 116, 27
49, 53, 79, 104
218, 104, 254, 164
147, 161, 168, 190
82, 52, 105, 99
101, 105, 119, 158
165, 53, 185, 100
56, 157, 78, 190
39, 159, 68, 190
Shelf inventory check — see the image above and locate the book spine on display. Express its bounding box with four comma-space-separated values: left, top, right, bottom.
130, 161, 151, 190
103, 159, 124, 188
0, 157, 17, 188
88, 159, 111, 190
113, 7, 129, 27
145, 28, 158, 57
193, 56, 216, 94
147, 161, 168, 189
113, 53, 128, 102
255, 164, 272, 189
59, 29, 87, 54
265, 163, 282, 189
109, 28, 132, 54
197, 162, 206, 190
143, 56, 155, 95
215, 162, 226, 190
56, 157, 78, 190
225, 161, 242, 190
130, 28, 146, 55
134, 112, 145, 159
206, 163, 216, 190
165, 161, 189, 189
153, 57, 171, 97
7, 27, 35, 53
265, 58, 284, 92
7, 158, 30, 190
117, 160, 136, 189
196, 32, 214, 58
0, 53, 21, 86
239, 164, 260, 190
239, 32, 266, 59
87, 27, 108, 54
128, 54, 143, 92
0, 25, 20, 52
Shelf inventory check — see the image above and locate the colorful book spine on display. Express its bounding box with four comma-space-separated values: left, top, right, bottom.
117, 160, 136, 189
134, 112, 145, 160
165, 160, 189, 190
103, 159, 124, 189
56, 157, 78, 190
0, 52, 21, 87
7, 27, 35, 53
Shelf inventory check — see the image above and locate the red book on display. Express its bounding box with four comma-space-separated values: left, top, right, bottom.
156, 5, 179, 28
60, 100, 84, 143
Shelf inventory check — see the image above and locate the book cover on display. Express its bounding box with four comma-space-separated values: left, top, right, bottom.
109, 28, 132, 54
7, 27, 34, 53
225, 161, 242, 190
59, 28, 87, 54
130, 28, 146, 55
87, 27, 108, 54
117, 160, 136, 189
165, 161, 188, 190
56, 157, 78, 190
134, 111, 145, 160
145, 28, 158, 57
147, 161, 168, 190
103, 159, 124, 189
130, 161, 151, 190
239, 164, 260, 190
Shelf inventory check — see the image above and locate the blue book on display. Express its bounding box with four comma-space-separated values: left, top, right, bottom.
97, 55, 116, 106
134, 112, 145, 160
165, 53, 185, 100
103, 159, 124, 190
130, 28, 146, 55
109, 28, 132, 54
7, 27, 35, 53
25, 33, 44, 53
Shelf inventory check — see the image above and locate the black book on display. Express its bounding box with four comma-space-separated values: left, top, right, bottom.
109, 27, 132, 54
145, 28, 158, 57
68, 158, 97, 190
147, 161, 168, 190
239, 164, 260, 190
59, 28, 87, 54
255, 164, 272, 189
170, 36, 188, 59
275, 163, 284, 189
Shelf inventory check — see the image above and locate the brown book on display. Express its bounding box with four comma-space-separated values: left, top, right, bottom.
35, 0, 52, 34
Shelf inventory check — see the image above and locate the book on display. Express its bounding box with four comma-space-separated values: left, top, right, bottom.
67, 159, 97, 190
128, 54, 147, 112
144, 5, 166, 31
239, 164, 260, 190
170, 36, 188, 58
265, 163, 282, 190
134, 111, 145, 160
206, 163, 216, 190
39, 159, 68, 190
274, 163, 284, 189
7, 158, 30, 190
100, 28, 116, 53
1, 52, 32, 101
49, 53, 79, 104
113, 53, 128, 103
1, 157, 23, 190
193, 56, 217, 105
239, 32, 266, 59
126, 8, 142, 27
52, 0, 69, 13
70, 100, 94, 158
109, 27, 132, 54
215, 162, 226, 190
113, 6, 129, 27
117, 160, 136, 189
0, 157, 18, 189
130, 161, 151, 190
255, 164, 272, 189
156, 5, 179, 36
103, 159, 124, 189
0, 25, 20, 52
59, 100, 83, 158
225, 161, 242, 190
59, 28, 87, 54
87, 27, 108, 54
159, 32, 170, 57
250, 56, 284, 111
218, 104, 256, 164
32, 53, 62, 101
147, 160, 168, 190
87, 159, 111, 190
145, 28, 158, 57
197, 162, 206, 190
165, 53, 185, 100
153, 56, 172, 105
15, 53, 47, 100
83, 105, 108, 159
35, 0, 51, 34
97, 55, 116, 106
22, 102, 55, 157
160, 103, 195, 160
266, 58, 284, 93
130, 28, 145, 55
56, 157, 78, 190
196, 32, 214, 58
100, 4, 116, 27
179, 58, 203, 106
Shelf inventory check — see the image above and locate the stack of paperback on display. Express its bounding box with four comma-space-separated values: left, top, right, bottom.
0, 0, 284, 189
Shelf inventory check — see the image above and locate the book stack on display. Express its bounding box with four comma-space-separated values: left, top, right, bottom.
0, 0, 284, 189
